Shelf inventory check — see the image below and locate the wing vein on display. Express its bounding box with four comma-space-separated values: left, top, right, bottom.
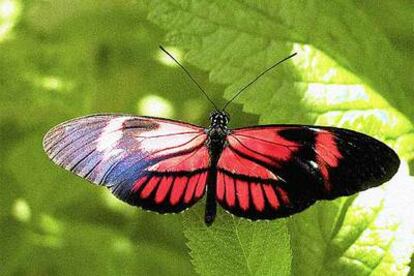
133, 131, 201, 139
232, 133, 300, 148
229, 135, 286, 164
45, 120, 108, 150
69, 148, 97, 172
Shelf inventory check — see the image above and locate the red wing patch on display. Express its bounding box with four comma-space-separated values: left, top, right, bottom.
170, 177, 187, 205
226, 129, 300, 168
314, 131, 342, 191
216, 170, 291, 219
127, 171, 208, 213
224, 174, 236, 207
235, 179, 249, 210
218, 146, 278, 179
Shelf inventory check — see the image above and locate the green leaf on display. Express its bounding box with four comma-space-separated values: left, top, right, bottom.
183, 207, 291, 276
147, 1, 414, 275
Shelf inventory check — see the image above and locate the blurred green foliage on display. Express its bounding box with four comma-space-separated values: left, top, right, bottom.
1, 0, 413, 275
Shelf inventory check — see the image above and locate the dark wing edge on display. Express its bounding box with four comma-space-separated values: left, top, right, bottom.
43, 114, 210, 213
216, 125, 400, 220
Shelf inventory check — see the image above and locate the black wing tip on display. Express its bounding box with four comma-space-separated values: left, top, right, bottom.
325, 135, 402, 199
382, 145, 401, 181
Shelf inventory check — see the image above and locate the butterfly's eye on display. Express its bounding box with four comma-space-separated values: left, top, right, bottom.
209, 111, 217, 120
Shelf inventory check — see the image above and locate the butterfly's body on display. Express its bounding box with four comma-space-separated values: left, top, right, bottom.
205, 111, 230, 225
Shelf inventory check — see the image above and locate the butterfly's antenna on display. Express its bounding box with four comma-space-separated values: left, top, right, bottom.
159, 46, 219, 111
222, 52, 297, 111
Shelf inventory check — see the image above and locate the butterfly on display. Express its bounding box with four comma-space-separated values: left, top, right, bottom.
43, 47, 400, 226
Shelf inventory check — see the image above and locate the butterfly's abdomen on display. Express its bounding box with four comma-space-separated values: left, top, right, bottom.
204, 124, 229, 226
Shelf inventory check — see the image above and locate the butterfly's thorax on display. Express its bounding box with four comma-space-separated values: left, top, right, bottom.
204, 111, 230, 225
206, 112, 230, 160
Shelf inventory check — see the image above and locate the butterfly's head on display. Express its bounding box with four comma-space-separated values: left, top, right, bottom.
209, 110, 230, 129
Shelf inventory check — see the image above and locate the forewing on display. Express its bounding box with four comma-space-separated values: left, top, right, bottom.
43, 114, 209, 213
217, 125, 400, 220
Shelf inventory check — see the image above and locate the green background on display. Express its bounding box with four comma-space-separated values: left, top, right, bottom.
1, 1, 413, 275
